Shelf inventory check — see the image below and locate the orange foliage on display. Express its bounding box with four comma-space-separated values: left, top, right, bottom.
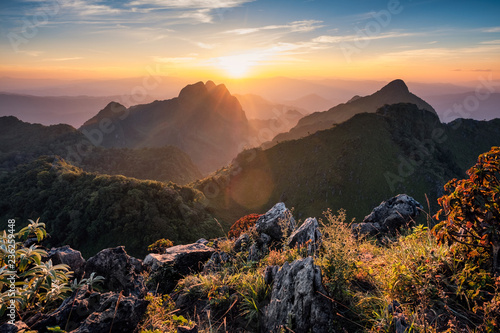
228, 214, 262, 239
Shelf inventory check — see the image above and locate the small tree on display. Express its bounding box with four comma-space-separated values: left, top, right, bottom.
228, 214, 262, 239
433, 146, 500, 273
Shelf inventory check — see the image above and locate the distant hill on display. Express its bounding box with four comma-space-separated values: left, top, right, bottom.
0, 93, 135, 128
233, 93, 307, 120
424, 92, 500, 122
80, 81, 249, 174
0, 116, 202, 184
269, 79, 436, 147
195, 103, 500, 225
0, 157, 220, 258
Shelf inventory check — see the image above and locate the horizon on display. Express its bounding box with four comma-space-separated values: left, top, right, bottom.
1, 0, 499, 84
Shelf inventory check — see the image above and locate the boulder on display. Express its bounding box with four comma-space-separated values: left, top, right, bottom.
144, 243, 215, 293
262, 257, 333, 332
233, 233, 250, 252
248, 233, 271, 262
263, 265, 280, 285
84, 246, 146, 297
363, 194, 423, 234
203, 251, 232, 272
48, 245, 86, 279
27, 285, 148, 333
351, 222, 381, 239
288, 217, 322, 255
255, 203, 295, 242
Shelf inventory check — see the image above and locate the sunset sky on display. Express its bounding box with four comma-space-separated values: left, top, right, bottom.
1, 0, 499, 82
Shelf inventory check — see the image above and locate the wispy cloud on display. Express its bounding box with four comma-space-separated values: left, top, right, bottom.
313, 31, 419, 44
152, 56, 197, 63
480, 40, 500, 45
128, 0, 254, 9
482, 27, 500, 33
225, 20, 324, 35
42, 57, 83, 61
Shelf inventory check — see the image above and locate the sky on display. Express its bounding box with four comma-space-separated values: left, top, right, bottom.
0, 0, 499, 83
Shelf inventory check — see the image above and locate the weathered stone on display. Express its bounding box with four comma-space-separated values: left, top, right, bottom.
84, 246, 146, 297
248, 233, 271, 262
262, 257, 333, 332
0, 321, 29, 333
363, 194, 423, 233
203, 251, 232, 272
288, 217, 322, 254
351, 222, 381, 239
263, 265, 280, 285
48, 245, 86, 279
195, 238, 209, 245
233, 233, 250, 252
144, 243, 215, 275
144, 243, 215, 293
255, 202, 295, 241
28, 285, 148, 333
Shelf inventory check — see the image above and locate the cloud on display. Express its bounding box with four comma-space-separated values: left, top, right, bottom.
128, 0, 254, 9
482, 27, 500, 33
196, 42, 215, 49
225, 20, 324, 35
480, 40, 500, 45
313, 31, 419, 44
42, 57, 83, 61
453, 69, 492, 72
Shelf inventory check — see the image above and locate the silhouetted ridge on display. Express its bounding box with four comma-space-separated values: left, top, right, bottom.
379, 79, 410, 95
82, 102, 126, 127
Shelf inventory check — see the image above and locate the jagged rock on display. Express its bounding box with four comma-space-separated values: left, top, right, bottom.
177, 324, 198, 333
144, 243, 215, 275
84, 246, 146, 297
263, 265, 280, 285
195, 238, 209, 245
262, 257, 333, 332
248, 233, 271, 262
144, 243, 215, 293
288, 217, 322, 255
48, 245, 86, 279
27, 285, 148, 333
0, 321, 29, 333
255, 202, 295, 241
363, 194, 423, 234
203, 251, 232, 272
351, 222, 381, 239
233, 233, 250, 252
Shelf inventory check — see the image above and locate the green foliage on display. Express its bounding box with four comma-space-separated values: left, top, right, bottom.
147, 238, 174, 254
138, 293, 195, 332
0, 220, 73, 318
433, 146, 500, 273
0, 157, 223, 257
71, 272, 105, 292
227, 214, 261, 239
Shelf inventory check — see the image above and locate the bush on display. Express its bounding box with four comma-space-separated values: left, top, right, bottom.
147, 238, 174, 254
433, 146, 500, 273
228, 214, 262, 239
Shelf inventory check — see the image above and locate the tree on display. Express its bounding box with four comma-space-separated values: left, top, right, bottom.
433, 146, 500, 273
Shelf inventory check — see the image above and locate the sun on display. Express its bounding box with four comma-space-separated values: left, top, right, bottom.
216, 54, 255, 78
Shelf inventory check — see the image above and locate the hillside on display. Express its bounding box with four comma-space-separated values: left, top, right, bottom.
0, 116, 202, 184
269, 79, 436, 147
195, 103, 500, 225
80, 81, 250, 174
0, 157, 220, 258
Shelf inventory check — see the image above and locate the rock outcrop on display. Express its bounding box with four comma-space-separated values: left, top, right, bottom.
255, 202, 295, 241
144, 243, 215, 293
352, 194, 423, 239
48, 245, 86, 279
288, 217, 322, 255
27, 285, 148, 333
84, 246, 146, 297
262, 257, 333, 332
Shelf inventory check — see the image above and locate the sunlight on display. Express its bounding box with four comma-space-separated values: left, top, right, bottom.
215, 54, 257, 78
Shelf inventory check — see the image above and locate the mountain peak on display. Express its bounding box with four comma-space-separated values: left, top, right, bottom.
178, 81, 208, 100
205, 80, 217, 91
380, 79, 409, 95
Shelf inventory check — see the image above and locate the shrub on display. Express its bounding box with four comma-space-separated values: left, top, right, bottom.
228, 214, 262, 239
433, 146, 500, 273
147, 238, 174, 254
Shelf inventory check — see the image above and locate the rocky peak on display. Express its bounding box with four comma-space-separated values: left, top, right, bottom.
178, 81, 208, 101
81, 101, 126, 127
379, 79, 410, 95
205, 80, 217, 91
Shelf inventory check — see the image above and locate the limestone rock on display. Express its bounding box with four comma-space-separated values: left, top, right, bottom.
255, 202, 295, 241
48, 245, 86, 279
0, 321, 29, 333
84, 246, 146, 297
351, 222, 381, 239
262, 257, 333, 332
203, 251, 232, 272
28, 285, 148, 333
233, 233, 250, 252
363, 194, 423, 233
288, 217, 322, 255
